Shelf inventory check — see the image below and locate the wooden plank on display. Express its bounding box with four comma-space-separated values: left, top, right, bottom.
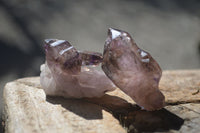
3, 70, 200, 133
3, 80, 126, 133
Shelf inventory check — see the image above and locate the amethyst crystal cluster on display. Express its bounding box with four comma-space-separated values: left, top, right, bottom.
40, 28, 165, 111
40, 39, 115, 98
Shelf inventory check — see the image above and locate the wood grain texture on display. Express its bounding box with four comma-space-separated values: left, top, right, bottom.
3, 79, 126, 133
160, 70, 200, 104
3, 70, 200, 133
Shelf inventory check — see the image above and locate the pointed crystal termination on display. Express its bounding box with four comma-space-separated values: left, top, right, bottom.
44, 39, 82, 74
40, 39, 116, 98
102, 28, 165, 111
79, 51, 103, 66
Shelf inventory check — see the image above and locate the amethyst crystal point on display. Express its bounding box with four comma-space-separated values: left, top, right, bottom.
79, 51, 103, 66
102, 28, 165, 111
40, 39, 116, 98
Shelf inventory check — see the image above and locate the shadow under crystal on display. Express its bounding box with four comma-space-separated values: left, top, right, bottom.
46, 94, 184, 132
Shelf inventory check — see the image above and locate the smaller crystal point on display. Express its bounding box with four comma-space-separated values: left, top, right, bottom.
102, 28, 165, 111
79, 51, 103, 66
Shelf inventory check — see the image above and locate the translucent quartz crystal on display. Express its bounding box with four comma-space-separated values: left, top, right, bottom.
40, 39, 116, 98
102, 28, 165, 111
79, 51, 103, 66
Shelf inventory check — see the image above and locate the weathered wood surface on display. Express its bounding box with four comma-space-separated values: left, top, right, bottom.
3, 70, 200, 133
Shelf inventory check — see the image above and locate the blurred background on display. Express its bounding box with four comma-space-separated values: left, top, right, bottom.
0, 0, 200, 131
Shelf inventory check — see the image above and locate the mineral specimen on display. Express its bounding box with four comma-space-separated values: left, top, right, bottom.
40, 39, 116, 98
102, 28, 165, 111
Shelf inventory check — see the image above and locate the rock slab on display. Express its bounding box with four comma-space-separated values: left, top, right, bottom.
3, 70, 200, 133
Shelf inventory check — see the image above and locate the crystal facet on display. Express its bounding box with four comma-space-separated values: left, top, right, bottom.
40, 39, 116, 98
102, 28, 165, 111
